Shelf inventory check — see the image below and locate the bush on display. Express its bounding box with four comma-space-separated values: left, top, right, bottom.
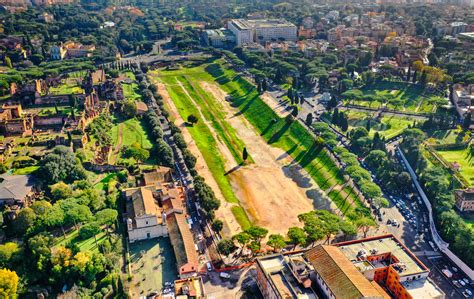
173, 132, 187, 150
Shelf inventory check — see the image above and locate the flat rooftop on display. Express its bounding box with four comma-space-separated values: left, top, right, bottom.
337, 235, 428, 276
258, 254, 317, 299
402, 278, 445, 298
230, 19, 296, 30
459, 32, 474, 41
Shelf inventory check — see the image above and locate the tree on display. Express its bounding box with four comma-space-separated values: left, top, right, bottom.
331, 108, 339, 124
182, 148, 197, 170
79, 222, 101, 240
305, 113, 313, 126
95, 209, 118, 226
50, 182, 72, 200
217, 239, 236, 256
232, 232, 250, 254
463, 113, 471, 130
245, 226, 268, 246
287, 227, 306, 249
0, 268, 18, 297
267, 234, 286, 251
122, 100, 137, 119
13, 208, 36, 235
327, 95, 338, 109
211, 219, 223, 233
355, 217, 376, 238
291, 106, 298, 117
64, 204, 93, 228
242, 147, 248, 162
39, 146, 86, 184
4, 57, 12, 69
187, 114, 198, 125
262, 79, 268, 91
360, 181, 382, 199
0, 243, 20, 268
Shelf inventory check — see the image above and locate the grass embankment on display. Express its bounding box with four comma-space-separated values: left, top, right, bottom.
157, 74, 252, 229
206, 60, 365, 214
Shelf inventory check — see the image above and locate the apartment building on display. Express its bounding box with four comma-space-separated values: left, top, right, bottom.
305, 235, 445, 299
228, 19, 297, 46
455, 188, 474, 212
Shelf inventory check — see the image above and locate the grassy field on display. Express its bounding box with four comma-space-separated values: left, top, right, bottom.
121, 71, 141, 101
202, 59, 365, 215
436, 147, 474, 186
344, 81, 444, 113
111, 118, 153, 150
54, 229, 107, 253
345, 111, 414, 139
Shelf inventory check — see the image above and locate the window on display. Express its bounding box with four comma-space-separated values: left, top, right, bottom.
146, 221, 148, 225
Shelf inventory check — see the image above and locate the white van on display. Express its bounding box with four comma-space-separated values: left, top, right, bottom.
220, 272, 231, 279
206, 262, 212, 272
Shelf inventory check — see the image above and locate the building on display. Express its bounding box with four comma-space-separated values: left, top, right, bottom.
452, 84, 474, 118
50, 41, 95, 60
305, 235, 445, 299
124, 186, 168, 242
0, 174, 35, 206
255, 253, 318, 299
124, 168, 199, 278
228, 19, 297, 46
0, 104, 33, 136
450, 22, 468, 36
202, 29, 235, 48
455, 188, 474, 212
172, 276, 206, 298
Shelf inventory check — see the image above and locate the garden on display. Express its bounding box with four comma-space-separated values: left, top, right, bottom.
344, 110, 415, 139
342, 81, 447, 114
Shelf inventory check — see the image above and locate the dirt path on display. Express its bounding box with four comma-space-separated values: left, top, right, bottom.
201, 81, 336, 235
260, 92, 289, 118
153, 78, 242, 237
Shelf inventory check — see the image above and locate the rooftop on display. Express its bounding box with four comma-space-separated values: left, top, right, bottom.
174, 277, 205, 298
337, 235, 428, 276
458, 32, 474, 41
257, 253, 317, 299
402, 277, 445, 298
229, 19, 296, 30
305, 245, 389, 299
0, 174, 35, 201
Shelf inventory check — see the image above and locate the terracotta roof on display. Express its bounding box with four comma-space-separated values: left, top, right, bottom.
136, 101, 148, 113
305, 245, 386, 299
163, 185, 199, 276
143, 167, 173, 186
130, 187, 159, 217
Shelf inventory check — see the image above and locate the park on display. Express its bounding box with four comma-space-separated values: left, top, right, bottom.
149, 58, 368, 236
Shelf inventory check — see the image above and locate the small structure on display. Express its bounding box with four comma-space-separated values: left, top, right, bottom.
0, 174, 35, 206
455, 188, 474, 212
173, 277, 206, 298
256, 252, 317, 299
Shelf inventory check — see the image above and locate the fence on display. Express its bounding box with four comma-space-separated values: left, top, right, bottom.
398, 148, 474, 280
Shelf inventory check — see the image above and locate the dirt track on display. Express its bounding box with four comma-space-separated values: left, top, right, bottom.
200, 82, 334, 236
153, 79, 242, 237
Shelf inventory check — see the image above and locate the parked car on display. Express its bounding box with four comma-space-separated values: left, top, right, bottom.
220, 272, 231, 279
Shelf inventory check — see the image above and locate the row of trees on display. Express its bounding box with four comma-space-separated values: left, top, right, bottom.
217, 210, 376, 257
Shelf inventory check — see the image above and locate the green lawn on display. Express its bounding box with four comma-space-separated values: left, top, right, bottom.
54, 229, 107, 253
436, 148, 474, 186
13, 166, 39, 175
111, 118, 153, 150
343, 81, 443, 113
121, 71, 141, 101
345, 111, 414, 139
427, 130, 465, 145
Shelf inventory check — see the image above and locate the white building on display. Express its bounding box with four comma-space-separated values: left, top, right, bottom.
228, 19, 297, 46
124, 187, 167, 242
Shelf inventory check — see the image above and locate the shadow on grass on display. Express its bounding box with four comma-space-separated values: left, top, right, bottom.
268, 119, 292, 144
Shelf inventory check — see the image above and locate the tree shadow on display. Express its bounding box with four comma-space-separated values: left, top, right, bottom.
224, 162, 244, 176
268, 120, 292, 144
